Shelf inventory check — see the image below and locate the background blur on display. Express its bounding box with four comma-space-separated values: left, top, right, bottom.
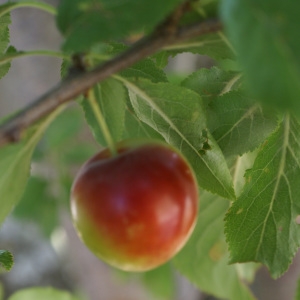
0, 1, 300, 299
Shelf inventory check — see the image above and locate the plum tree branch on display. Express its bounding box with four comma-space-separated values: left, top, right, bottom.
0, 17, 222, 148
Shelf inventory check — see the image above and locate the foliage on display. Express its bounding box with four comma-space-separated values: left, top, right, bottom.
0, 0, 299, 299
7, 287, 79, 300
0, 250, 13, 271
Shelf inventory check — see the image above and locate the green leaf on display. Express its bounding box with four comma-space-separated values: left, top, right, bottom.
221, 0, 300, 114
82, 78, 126, 146
142, 264, 175, 300
0, 13, 10, 53
0, 283, 3, 300
57, 0, 184, 51
0, 106, 65, 225
43, 107, 83, 149
120, 59, 168, 83
122, 97, 164, 140
0, 48, 66, 72
124, 78, 235, 200
181, 66, 242, 106
13, 176, 58, 236
0, 1, 56, 18
225, 115, 300, 278
173, 191, 256, 300
208, 91, 279, 156
295, 278, 300, 300
230, 151, 258, 197
153, 51, 170, 69
180, 0, 219, 22
106, 42, 168, 83
8, 287, 79, 300
159, 32, 235, 63
0, 250, 14, 271
0, 12, 11, 79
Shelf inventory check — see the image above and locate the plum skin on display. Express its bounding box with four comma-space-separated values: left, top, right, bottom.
70, 140, 198, 271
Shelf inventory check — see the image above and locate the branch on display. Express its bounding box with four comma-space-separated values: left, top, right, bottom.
0, 18, 222, 148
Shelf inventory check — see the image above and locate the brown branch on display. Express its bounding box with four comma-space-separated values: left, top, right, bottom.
0, 17, 222, 148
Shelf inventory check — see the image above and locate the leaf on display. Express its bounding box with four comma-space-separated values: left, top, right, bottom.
221, 0, 300, 115
0, 12, 10, 52
0, 1, 56, 19
57, 0, 183, 51
43, 107, 83, 149
295, 278, 300, 300
0, 46, 17, 80
82, 78, 126, 146
124, 78, 235, 200
153, 51, 170, 69
159, 32, 235, 63
0, 106, 65, 226
93, 42, 168, 83
122, 97, 164, 140
230, 151, 258, 197
120, 59, 168, 83
173, 191, 256, 300
13, 176, 58, 237
8, 287, 79, 300
181, 66, 242, 105
0, 250, 14, 271
0, 283, 3, 300
142, 264, 175, 300
182, 0, 219, 21
225, 115, 300, 278
0, 11, 11, 79
208, 91, 279, 156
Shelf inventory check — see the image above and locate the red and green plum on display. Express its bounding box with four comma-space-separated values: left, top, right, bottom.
70, 140, 198, 271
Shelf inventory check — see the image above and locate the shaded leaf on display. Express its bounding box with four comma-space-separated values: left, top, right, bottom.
173, 191, 256, 300
8, 287, 78, 300
221, 0, 300, 115
182, 66, 241, 105
295, 277, 300, 300
142, 264, 176, 300
43, 107, 83, 149
158, 32, 235, 63
120, 58, 168, 83
208, 91, 278, 156
57, 0, 183, 51
82, 78, 126, 146
0, 106, 65, 225
0, 250, 13, 271
93, 42, 168, 83
0, 12, 11, 79
13, 176, 58, 237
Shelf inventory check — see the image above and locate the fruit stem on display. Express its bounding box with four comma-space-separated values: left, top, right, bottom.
87, 88, 117, 156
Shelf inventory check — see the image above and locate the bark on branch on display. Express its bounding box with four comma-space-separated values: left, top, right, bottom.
0, 17, 222, 148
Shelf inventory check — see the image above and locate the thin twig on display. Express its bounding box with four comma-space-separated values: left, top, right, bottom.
0, 17, 222, 148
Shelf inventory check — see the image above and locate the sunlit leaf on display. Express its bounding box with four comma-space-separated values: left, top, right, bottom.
123, 78, 235, 200
225, 115, 300, 278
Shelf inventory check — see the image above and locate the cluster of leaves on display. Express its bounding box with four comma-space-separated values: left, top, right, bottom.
0, 0, 300, 299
